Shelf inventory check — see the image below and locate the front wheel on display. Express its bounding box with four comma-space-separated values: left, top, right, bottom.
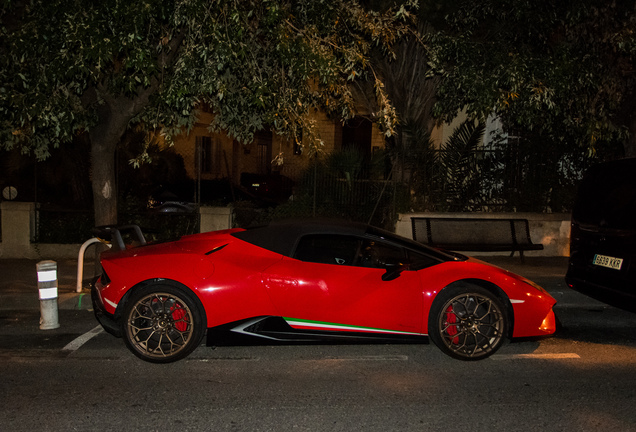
121, 284, 206, 363
428, 285, 508, 361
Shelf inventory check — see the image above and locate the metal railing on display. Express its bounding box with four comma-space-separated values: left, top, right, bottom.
34, 207, 199, 244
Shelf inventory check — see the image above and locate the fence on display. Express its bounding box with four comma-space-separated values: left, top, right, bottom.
33, 207, 200, 244
230, 159, 406, 230
295, 166, 404, 227
230, 142, 594, 230
34, 208, 94, 244
5, 141, 597, 247
405, 144, 594, 214
0, 201, 231, 259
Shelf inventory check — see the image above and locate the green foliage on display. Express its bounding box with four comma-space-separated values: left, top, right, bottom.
427, 0, 636, 155
0, 0, 417, 159
390, 119, 438, 208
403, 118, 487, 211
481, 129, 620, 212
324, 147, 365, 181
438, 119, 486, 210
404, 118, 608, 213
0, 0, 417, 227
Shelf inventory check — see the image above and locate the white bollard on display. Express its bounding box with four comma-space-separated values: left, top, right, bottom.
37, 260, 60, 330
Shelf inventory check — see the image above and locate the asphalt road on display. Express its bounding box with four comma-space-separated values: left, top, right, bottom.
1, 257, 635, 431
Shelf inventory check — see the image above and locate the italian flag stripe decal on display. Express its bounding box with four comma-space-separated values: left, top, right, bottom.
284, 318, 422, 336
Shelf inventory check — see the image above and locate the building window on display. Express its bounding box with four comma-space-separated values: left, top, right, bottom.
255, 131, 272, 175
342, 116, 372, 158
196, 136, 212, 174
196, 136, 223, 176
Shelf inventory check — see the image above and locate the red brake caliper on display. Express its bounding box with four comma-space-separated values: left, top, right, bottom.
444, 305, 459, 344
171, 304, 188, 332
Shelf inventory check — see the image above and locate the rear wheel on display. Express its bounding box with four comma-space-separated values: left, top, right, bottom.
429, 285, 508, 361
121, 284, 206, 363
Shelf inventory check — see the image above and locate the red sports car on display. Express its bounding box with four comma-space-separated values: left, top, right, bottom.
91, 220, 557, 363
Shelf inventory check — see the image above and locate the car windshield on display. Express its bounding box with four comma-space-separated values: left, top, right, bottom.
573, 159, 636, 230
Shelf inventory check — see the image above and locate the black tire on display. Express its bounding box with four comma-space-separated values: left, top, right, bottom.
121, 283, 206, 363
428, 284, 508, 361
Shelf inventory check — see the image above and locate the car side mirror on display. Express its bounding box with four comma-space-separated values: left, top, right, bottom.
380, 257, 410, 281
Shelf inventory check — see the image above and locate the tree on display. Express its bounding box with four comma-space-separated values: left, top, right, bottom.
359, 19, 439, 185
350, 3, 444, 184
0, 0, 416, 226
427, 0, 636, 157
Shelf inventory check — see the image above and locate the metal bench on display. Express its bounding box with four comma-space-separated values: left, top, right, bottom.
410, 217, 544, 260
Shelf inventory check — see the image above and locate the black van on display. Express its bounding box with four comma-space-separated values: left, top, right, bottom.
566, 158, 636, 311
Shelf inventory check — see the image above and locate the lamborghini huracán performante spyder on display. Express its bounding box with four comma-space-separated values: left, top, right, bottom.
91, 220, 556, 363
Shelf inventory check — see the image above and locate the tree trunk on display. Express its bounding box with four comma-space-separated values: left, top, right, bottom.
90, 140, 118, 227
80, 36, 178, 227
88, 101, 132, 227
85, 76, 162, 226
625, 113, 636, 158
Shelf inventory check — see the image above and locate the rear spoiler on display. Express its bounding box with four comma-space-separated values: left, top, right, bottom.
93, 225, 147, 251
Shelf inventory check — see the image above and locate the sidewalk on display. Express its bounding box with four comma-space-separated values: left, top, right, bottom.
0, 258, 98, 311
0, 258, 102, 353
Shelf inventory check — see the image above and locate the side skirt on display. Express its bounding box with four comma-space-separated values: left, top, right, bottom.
206, 316, 428, 347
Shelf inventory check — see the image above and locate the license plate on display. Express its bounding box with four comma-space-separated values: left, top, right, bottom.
593, 254, 623, 270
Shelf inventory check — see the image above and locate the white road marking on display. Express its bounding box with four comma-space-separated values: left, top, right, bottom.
492, 353, 581, 360
324, 355, 409, 361
192, 357, 260, 362
62, 326, 104, 352
192, 355, 409, 362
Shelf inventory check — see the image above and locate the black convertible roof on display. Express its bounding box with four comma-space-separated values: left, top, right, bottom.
230, 218, 454, 260
231, 219, 369, 257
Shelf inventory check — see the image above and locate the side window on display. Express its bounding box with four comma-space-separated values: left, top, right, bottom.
407, 250, 437, 270
355, 239, 405, 269
293, 235, 359, 266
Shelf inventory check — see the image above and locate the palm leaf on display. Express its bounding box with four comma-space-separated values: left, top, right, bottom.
440, 118, 486, 210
